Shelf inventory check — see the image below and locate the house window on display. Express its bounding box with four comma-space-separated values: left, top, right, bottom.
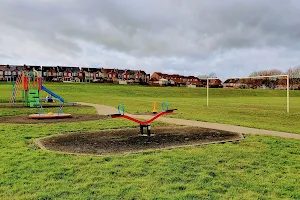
109, 74, 112, 78
0, 71, 3, 75
43, 72, 47, 76
5, 71, 11, 75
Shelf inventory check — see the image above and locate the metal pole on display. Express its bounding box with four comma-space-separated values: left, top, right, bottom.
287, 75, 289, 113
207, 78, 209, 107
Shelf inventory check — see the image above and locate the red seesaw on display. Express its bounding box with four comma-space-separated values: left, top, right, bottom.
109, 103, 177, 136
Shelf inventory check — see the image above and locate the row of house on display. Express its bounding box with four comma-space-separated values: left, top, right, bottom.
150, 72, 223, 87
223, 77, 291, 89
42, 66, 150, 83
0, 65, 41, 81
0, 65, 223, 87
150, 72, 292, 89
0, 64, 293, 89
40, 66, 150, 84
0, 65, 150, 84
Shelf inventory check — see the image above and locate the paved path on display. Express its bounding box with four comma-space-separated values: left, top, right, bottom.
79, 102, 300, 139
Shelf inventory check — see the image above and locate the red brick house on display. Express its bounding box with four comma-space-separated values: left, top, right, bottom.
197, 78, 223, 88
63, 70, 72, 79
150, 72, 206, 87
77, 71, 84, 81
151, 72, 168, 80
107, 69, 117, 80
0, 65, 7, 81
168, 74, 182, 83
121, 70, 130, 80
133, 70, 148, 83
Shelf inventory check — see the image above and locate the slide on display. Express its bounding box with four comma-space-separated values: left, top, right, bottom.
42, 85, 65, 103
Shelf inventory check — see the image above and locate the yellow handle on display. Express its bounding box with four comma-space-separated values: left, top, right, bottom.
152, 101, 157, 113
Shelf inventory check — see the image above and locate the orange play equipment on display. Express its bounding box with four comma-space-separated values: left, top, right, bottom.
109, 102, 177, 136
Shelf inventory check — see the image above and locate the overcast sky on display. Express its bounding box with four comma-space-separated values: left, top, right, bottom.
0, 0, 300, 78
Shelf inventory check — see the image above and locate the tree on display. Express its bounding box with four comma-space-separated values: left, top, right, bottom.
248, 69, 283, 89
198, 72, 217, 79
249, 69, 283, 77
208, 72, 217, 78
286, 66, 300, 89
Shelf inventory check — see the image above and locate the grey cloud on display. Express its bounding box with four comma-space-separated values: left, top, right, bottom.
0, 0, 299, 78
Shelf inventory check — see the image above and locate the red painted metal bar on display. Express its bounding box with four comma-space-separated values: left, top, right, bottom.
23, 76, 28, 91
38, 77, 42, 90
111, 110, 175, 125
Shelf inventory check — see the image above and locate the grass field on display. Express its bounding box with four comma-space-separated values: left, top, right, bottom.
1, 82, 299, 133
1, 82, 300, 199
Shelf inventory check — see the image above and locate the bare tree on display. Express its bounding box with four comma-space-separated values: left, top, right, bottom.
248, 69, 283, 89
249, 69, 283, 77
208, 72, 217, 78
198, 72, 217, 79
286, 66, 300, 89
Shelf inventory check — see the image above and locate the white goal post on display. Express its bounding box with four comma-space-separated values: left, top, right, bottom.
206, 75, 290, 113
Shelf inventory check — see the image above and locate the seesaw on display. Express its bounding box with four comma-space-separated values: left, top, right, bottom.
109, 102, 177, 136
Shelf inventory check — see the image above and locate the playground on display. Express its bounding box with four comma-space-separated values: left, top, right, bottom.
1, 82, 300, 199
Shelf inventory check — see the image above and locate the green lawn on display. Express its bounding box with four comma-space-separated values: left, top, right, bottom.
0, 82, 300, 199
1, 82, 299, 133
1, 121, 300, 199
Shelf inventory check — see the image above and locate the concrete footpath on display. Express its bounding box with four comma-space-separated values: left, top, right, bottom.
78, 102, 300, 139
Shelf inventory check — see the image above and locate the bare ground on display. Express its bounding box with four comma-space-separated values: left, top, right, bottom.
37, 126, 243, 156
0, 103, 84, 108
0, 114, 108, 124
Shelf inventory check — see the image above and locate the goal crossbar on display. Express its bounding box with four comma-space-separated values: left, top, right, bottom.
206, 75, 290, 113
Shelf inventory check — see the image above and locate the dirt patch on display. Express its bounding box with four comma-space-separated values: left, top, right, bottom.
0, 103, 84, 108
0, 114, 108, 124
37, 126, 243, 156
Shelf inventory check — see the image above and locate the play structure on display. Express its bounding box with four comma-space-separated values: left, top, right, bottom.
9, 70, 74, 119
109, 102, 177, 136
9, 71, 41, 107
9, 71, 72, 107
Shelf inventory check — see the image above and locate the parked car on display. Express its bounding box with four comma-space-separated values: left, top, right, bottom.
92, 78, 104, 83
52, 77, 63, 82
